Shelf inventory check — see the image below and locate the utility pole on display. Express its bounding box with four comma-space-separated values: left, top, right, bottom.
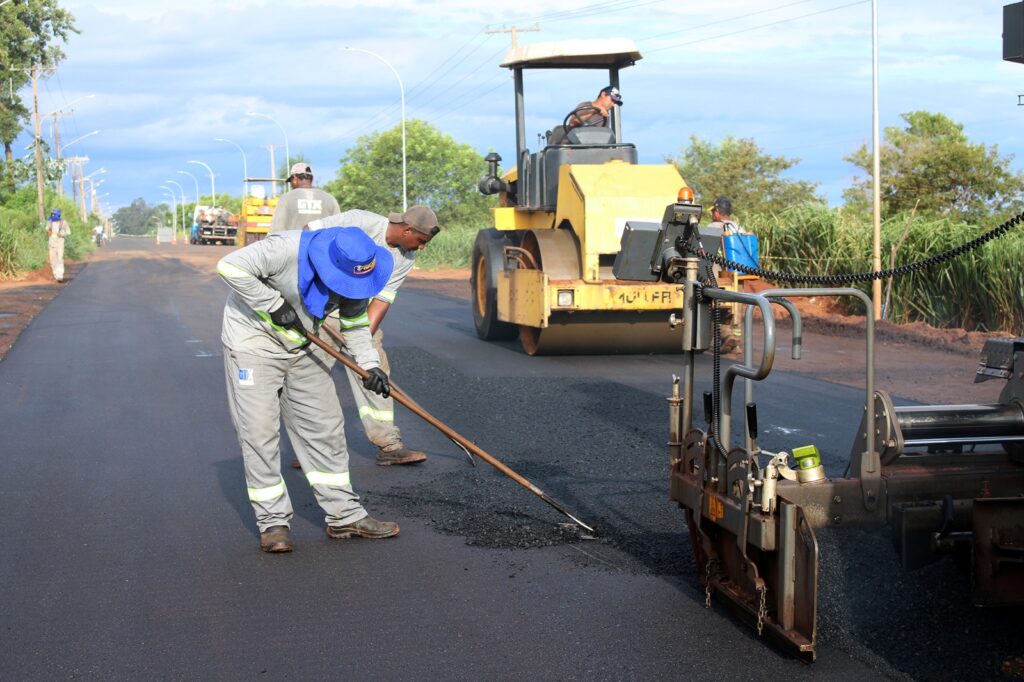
261, 144, 278, 198
486, 24, 540, 48
52, 112, 62, 198
31, 67, 45, 224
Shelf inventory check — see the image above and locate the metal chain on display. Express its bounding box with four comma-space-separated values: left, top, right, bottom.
704, 558, 719, 609
756, 583, 767, 636
683, 209, 1024, 286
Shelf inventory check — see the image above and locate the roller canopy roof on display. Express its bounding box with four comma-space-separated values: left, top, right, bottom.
500, 38, 642, 69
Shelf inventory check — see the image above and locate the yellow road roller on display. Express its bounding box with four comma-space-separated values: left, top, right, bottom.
474, 38, 691, 355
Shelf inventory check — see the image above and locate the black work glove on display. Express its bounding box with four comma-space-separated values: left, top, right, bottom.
269, 300, 305, 334
362, 367, 391, 398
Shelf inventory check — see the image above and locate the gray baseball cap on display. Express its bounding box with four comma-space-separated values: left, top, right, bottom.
288, 162, 313, 179
388, 205, 441, 235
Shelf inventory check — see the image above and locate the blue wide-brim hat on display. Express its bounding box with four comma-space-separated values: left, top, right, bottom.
304, 226, 393, 300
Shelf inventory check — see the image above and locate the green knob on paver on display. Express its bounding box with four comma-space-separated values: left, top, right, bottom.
792, 444, 821, 470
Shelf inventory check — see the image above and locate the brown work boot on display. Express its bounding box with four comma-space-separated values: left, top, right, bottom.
326, 516, 400, 539
259, 525, 293, 553
376, 446, 427, 466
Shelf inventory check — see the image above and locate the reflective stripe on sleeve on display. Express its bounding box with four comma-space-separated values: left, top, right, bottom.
338, 312, 370, 328
255, 310, 306, 344
248, 479, 286, 502
359, 405, 394, 422
377, 290, 396, 303
306, 471, 352, 487
216, 260, 252, 279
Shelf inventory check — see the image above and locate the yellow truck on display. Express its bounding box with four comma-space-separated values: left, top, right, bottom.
238, 193, 279, 245
473, 38, 690, 355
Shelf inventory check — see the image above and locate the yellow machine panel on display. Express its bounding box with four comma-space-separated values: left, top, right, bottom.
555, 162, 686, 282
498, 269, 548, 327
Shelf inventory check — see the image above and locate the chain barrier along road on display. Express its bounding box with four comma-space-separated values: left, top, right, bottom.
0, 238, 1018, 680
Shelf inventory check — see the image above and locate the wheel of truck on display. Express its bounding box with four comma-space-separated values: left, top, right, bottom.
470, 229, 518, 341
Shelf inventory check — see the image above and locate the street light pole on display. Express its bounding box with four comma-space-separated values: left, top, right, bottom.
164, 179, 188, 237
160, 186, 178, 244
246, 112, 289, 174
343, 46, 407, 211
214, 137, 249, 202
178, 170, 201, 205
80, 167, 105, 220
187, 160, 216, 209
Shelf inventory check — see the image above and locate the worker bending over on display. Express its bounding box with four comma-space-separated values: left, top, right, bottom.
217, 227, 397, 553
302, 205, 441, 467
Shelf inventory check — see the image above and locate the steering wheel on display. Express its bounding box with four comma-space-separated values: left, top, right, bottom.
563, 105, 605, 130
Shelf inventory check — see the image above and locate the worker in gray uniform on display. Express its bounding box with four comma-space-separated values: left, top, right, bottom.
217, 226, 397, 553
303, 206, 441, 466
271, 205, 439, 467
270, 162, 340, 232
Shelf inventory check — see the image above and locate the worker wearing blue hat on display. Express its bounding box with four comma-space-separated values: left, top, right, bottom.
216, 227, 399, 553
46, 208, 71, 282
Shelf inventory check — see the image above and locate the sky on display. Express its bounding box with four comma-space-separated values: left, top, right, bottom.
14, 0, 1024, 217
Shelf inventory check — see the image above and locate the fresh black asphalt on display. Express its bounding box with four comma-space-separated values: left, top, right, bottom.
0, 238, 1018, 680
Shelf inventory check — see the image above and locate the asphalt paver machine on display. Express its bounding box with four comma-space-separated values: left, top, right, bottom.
614, 196, 1024, 660
474, 38, 691, 354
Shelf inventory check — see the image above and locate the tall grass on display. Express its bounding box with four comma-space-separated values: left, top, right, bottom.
412, 202, 1023, 332
0, 189, 94, 278
751, 204, 1024, 332
413, 220, 478, 269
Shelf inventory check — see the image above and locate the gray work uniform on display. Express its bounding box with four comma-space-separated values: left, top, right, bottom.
308, 210, 415, 451
216, 231, 380, 532
270, 187, 340, 233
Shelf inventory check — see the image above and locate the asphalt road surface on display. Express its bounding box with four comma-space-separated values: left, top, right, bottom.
0, 238, 1019, 680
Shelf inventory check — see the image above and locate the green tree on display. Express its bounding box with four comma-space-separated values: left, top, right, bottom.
0, 0, 78, 191
844, 111, 1024, 221
325, 119, 496, 228
668, 135, 821, 220
112, 198, 164, 235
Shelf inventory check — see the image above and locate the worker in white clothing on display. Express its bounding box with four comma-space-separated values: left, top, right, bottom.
217, 226, 397, 553
270, 162, 340, 232
303, 205, 440, 466
46, 209, 71, 282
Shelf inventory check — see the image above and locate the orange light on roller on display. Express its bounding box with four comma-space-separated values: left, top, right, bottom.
677, 186, 694, 203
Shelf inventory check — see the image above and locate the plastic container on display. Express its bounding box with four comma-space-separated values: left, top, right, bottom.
722, 234, 759, 269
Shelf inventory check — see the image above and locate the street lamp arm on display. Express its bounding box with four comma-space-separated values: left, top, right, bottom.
342, 47, 406, 211
188, 160, 217, 208
61, 129, 100, 152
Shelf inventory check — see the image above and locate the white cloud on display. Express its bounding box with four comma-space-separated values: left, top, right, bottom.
16, 0, 1024, 210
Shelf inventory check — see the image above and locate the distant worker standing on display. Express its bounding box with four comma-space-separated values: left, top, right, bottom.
304, 206, 441, 467
270, 162, 340, 233
708, 197, 747, 236
46, 209, 71, 283
217, 227, 399, 552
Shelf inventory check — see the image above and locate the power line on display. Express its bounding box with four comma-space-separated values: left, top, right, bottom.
646, 0, 871, 54
638, 0, 818, 42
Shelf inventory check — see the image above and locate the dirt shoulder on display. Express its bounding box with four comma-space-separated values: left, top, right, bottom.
1, 257, 1006, 405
